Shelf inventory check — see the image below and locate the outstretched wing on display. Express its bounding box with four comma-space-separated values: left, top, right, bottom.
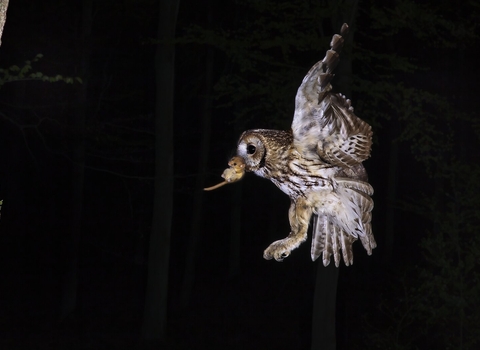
291, 23, 372, 168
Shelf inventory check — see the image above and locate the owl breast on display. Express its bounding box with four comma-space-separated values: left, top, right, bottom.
269, 174, 332, 200
258, 146, 339, 200
237, 129, 344, 200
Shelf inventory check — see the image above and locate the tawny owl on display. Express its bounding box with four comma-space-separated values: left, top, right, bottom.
206, 23, 375, 267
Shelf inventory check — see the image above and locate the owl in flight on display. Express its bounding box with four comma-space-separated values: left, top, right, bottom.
205, 23, 375, 267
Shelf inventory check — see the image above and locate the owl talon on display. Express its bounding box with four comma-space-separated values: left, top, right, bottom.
263, 240, 292, 262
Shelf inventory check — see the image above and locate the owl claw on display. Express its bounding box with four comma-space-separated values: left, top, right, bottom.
263, 240, 292, 262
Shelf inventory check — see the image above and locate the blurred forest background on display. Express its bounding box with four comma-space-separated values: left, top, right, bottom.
1, 0, 480, 349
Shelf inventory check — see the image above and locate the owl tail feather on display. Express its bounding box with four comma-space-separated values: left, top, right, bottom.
311, 177, 375, 266
311, 215, 355, 267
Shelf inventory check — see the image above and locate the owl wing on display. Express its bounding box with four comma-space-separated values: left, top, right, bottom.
291, 23, 372, 167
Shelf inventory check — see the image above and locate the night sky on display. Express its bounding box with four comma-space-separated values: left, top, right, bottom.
1, 1, 480, 349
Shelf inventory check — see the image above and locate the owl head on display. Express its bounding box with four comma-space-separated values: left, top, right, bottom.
236, 130, 267, 172
236, 129, 293, 173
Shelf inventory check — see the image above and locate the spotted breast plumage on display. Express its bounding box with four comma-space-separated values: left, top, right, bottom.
206, 23, 375, 267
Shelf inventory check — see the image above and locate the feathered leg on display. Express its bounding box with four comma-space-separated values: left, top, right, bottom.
263, 198, 313, 262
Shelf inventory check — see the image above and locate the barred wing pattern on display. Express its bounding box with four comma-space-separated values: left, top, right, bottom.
291, 24, 372, 167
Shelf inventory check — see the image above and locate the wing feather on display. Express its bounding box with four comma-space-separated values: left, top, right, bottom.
291, 23, 372, 167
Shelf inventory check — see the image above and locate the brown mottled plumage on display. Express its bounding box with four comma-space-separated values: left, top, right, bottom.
209, 23, 375, 266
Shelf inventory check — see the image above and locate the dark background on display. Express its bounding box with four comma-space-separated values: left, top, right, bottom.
1, 0, 480, 349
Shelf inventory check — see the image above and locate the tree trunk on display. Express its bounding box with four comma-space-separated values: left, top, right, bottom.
59, 0, 92, 322
311, 11, 357, 349
383, 119, 399, 265
228, 183, 242, 278
0, 0, 8, 46
180, 14, 214, 307
311, 263, 339, 350
141, 0, 179, 342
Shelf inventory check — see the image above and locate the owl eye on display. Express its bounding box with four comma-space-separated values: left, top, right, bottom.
247, 144, 256, 155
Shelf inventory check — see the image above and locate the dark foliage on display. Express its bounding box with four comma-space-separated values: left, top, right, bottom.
1, 0, 480, 349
